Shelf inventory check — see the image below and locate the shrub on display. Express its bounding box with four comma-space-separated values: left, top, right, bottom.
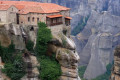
2, 54, 26, 80
26, 40, 34, 52
0, 42, 26, 80
0, 41, 15, 63
38, 56, 61, 80
78, 66, 87, 80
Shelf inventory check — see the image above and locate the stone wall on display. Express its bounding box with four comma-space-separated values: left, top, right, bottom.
19, 10, 70, 26
0, 6, 18, 24
6, 6, 18, 24
0, 11, 7, 23
19, 13, 46, 25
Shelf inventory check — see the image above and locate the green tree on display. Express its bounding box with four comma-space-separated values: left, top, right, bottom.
2, 54, 26, 80
35, 22, 61, 80
35, 22, 52, 56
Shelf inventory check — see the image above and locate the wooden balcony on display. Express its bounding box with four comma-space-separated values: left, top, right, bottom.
50, 22, 63, 26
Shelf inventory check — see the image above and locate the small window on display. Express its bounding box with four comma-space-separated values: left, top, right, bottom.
37, 18, 39, 22
28, 17, 30, 22
12, 8, 13, 11
32, 17, 34, 22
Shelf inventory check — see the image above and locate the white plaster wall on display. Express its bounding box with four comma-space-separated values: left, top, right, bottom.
0, 11, 7, 23
6, 6, 18, 23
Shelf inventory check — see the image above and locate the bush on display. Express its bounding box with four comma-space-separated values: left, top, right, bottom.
2, 54, 26, 80
78, 66, 87, 80
0, 41, 15, 63
0, 42, 26, 80
38, 56, 61, 80
26, 40, 34, 52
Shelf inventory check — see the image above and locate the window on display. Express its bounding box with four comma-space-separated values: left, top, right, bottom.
12, 8, 13, 11
0, 18, 1, 22
32, 17, 34, 22
37, 18, 39, 22
28, 17, 30, 22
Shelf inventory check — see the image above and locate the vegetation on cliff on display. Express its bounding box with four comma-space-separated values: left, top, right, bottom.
78, 66, 87, 80
78, 64, 112, 80
0, 42, 26, 80
71, 16, 89, 36
92, 63, 112, 80
35, 22, 61, 80
0, 22, 62, 80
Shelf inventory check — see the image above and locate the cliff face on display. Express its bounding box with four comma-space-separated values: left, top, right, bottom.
110, 46, 120, 80
72, 0, 120, 79
75, 11, 120, 79
1, 0, 120, 79
0, 23, 81, 80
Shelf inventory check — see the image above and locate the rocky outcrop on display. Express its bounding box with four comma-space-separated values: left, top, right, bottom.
0, 22, 81, 80
21, 53, 40, 80
0, 23, 25, 50
110, 45, 120, 80
48, 28, 81, 80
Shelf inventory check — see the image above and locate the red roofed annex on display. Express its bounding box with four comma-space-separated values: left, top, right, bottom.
0, 1, 72, 26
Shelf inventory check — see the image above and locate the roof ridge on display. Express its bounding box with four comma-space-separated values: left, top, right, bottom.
39, 4, 45, 13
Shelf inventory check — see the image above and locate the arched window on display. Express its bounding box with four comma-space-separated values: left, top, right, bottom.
37, 18, 39, 22
28, 17, 30, 22
32, 17, 34, 22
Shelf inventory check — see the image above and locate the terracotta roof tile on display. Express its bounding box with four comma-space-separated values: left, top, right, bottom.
0, 1, 70, 14
65, 17, 72, 19
47, 14, 63, 18
0, 5, 11, 10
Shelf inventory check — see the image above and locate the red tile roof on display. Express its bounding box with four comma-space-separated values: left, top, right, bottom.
0, 1, 70, 14
65, 17, 72, 19
0, 5, 11, 10
47, 14, 63, 18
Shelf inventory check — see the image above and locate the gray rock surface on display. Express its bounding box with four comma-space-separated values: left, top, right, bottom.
76, 11, 120, 79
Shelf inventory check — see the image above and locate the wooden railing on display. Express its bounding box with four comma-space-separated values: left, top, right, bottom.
50, 22, 63, 26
